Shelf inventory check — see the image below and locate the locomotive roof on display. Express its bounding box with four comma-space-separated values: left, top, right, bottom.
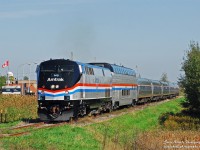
40, 59, 76, 66
89, 62, 136, 76
40, 59, 111, 71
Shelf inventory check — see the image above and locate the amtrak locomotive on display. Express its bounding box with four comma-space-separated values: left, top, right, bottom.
37, 59, 179, 121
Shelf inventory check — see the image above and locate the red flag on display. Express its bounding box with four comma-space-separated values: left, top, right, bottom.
2, 60, 9, 68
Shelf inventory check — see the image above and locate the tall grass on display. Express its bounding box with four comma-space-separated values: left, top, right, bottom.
0, 95, 37, 122
163, 115, 200, 130
135, 130, 200, 150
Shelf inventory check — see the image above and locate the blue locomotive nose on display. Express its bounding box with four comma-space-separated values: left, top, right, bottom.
37, 59, 81, 91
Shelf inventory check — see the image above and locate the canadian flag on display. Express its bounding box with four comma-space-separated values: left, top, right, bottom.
2, 60, 9, 68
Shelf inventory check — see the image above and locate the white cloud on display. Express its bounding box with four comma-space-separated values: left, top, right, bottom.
0, 9, 57, 19
0, 0, 102, 19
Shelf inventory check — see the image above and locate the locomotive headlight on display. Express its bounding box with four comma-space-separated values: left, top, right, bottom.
51, 85, 55, 89
56, 85, 59, 89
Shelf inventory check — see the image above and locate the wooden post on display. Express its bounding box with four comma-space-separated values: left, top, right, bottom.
4, 109, 7, 123
0, 110, 2, 123
5, 113, 7, 123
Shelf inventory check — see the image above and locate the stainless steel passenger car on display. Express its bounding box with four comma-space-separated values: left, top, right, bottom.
151, 80, 162, 101
90, 63, 137, 108
168, 82, 179, 98
136, 78, 152, 103
136, 79, 179, 102
161, 81, 170, 99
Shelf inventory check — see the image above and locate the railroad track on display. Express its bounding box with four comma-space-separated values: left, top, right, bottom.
0, 98, 175, 138
0, 122, 67, 138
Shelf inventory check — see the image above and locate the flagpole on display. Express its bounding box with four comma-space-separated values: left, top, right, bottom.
7, 64, 9, 85
6, 60, 9, 85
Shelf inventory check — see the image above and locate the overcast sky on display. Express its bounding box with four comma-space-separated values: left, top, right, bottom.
0, 0, 200, 82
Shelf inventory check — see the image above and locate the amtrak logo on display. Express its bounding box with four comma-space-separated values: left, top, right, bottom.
53, 74, 60, 77
47, 78, 64, 82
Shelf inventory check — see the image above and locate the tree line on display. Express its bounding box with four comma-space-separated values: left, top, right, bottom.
0, 76, 29, 87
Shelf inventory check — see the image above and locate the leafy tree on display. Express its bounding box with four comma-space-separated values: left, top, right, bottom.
9, 76, 15, 83
160, 72, 168, 82
23, 76, 29, 80
179, 41, 200, 110
0, 76, 6, 87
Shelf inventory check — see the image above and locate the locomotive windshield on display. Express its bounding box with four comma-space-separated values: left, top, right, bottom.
40, 64, 74, 73
38, 60, 81, 90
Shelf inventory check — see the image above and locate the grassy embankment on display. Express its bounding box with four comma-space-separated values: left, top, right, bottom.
0, 97, 185, 150
134, 105, 200, 149
85, 97, 185, 149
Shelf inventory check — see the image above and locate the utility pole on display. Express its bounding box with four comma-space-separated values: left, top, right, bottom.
136, 65, 140, 78
71, 52, 73, 60
28, 64, 31, 93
